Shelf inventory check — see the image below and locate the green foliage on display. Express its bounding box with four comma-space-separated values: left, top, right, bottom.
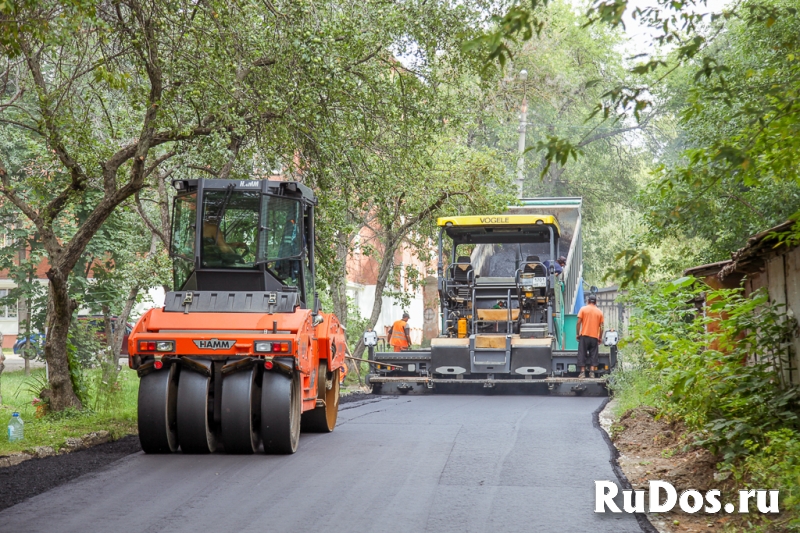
14, 371, 49, 403
603, 249, 652, 289
344, 299, 371, 353
462, 1, 551, 69
0, 367, 138, 455
463, 0, 652, 285
621, 0, 800, 274
1, 0, 509, 405
532, 136, 580, 179
66, 320, 98, 406
477, 0, 800, 287
607, 347, 663, 415
67, 319, 103, 369
623, 278, 800, 462
736, 429, 800, 528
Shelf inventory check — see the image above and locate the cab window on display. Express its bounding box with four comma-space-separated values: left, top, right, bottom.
171, 193, 197, 288
200, 190, 260, 268
259, 196, 302, 286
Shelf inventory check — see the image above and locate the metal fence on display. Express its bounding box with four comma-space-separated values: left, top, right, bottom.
594, 286, 630, 337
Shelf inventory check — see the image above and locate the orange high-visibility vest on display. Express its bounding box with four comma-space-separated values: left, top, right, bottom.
389, 319, 410, 349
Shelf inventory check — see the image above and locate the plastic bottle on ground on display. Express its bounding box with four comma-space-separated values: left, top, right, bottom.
7, 412, 24, 442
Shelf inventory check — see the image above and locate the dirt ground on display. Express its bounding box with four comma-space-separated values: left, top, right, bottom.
0, 391, 384, 513
612, 407, 740, 533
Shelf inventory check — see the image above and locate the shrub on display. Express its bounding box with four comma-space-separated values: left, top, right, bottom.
737, 429, 800, 529
607, 346, 663, 416
622, 278, 800, 462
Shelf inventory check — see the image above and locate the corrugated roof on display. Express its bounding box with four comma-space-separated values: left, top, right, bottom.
719, 219, 797, 278
683, 260, 732, 277
683, 219, 798, 280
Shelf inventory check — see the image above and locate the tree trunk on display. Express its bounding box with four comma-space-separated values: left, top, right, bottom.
112, 286, 139, 366
101, 304, 113, 349
351, 237, 400, 360
0, 350, 5, 405
96, 285, 140, 410
157, 172, 171, 243
44, 269, 82, 410
330, 231, 350, 328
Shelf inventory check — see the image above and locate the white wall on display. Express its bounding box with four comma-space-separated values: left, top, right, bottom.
0, 279, 49, 338
347, 282, 425, 344
132, 286, 166, 320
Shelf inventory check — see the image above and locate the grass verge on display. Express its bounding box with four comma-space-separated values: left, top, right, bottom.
608, 348, 662, 417
0, 367, 138, 456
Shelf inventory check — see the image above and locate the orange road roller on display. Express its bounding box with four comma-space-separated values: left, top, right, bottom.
129, 178, 346, 454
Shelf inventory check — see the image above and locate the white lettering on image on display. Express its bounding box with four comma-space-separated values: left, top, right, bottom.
594, 481, 780, 514
595, 481, 621, 513
649, 481, 677, 513
704, 489, 722, 513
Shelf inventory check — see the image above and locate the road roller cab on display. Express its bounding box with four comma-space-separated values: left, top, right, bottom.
130, 178, 345, 454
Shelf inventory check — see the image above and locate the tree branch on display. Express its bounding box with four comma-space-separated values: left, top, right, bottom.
144, 151, 176, 179
19, 40, 90, 224
134, 191, 168, 247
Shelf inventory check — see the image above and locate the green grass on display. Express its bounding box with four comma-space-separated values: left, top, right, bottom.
0, 367, 139, 455
608, 349, 662, 416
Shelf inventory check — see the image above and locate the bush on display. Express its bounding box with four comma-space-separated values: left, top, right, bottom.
622, 278, 800, 462
737, 429, 800, 530
607, 347, 663, 416
65, 319, 105, 406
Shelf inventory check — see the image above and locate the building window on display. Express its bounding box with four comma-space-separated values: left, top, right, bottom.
0, 289, 17, 319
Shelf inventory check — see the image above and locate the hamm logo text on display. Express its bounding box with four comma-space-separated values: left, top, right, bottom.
193, 339, 236, 350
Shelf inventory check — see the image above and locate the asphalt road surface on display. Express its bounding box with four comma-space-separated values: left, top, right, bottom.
0, 394, 641, 533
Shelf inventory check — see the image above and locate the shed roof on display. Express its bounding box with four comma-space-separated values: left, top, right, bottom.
683, 219, 798, 280
683, 260, 733, 278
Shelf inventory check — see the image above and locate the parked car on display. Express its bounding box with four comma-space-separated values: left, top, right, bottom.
13, 333, 44, 357
13, 316, 133, 357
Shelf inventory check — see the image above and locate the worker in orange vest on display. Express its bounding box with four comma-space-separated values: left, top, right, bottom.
576, 294, 604, 378
389, 312, 412, 352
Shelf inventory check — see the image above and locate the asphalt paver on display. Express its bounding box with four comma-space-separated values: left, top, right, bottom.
0, 394, 641, 533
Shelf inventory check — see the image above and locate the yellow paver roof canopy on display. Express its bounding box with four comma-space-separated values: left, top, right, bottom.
437, 215, 560, 234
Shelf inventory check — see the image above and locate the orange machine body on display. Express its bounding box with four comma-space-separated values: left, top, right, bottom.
129, 309, 346, 412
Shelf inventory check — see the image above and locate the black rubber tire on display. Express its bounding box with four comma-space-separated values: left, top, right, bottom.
301, 362, 340, 433
138, 365, 179, 454
177, 370, 217, 454
221, 366, 261, 454
261, 371, 300, 454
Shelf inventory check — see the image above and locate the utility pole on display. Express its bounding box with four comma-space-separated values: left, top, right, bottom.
515, 69, 528, 199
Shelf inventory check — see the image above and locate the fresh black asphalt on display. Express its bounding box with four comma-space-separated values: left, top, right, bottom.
0, 394, 641, 532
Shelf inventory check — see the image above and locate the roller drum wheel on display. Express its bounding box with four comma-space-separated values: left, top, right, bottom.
177, 370, 217, 454
260, 371, 300, 454
301, 362, 340, 433
138, 365, 179, 454
221, 367, 261, 454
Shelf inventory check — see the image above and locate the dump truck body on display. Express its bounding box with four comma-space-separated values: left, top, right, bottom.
129, 178, 345, 454
366, 198, 616, 395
